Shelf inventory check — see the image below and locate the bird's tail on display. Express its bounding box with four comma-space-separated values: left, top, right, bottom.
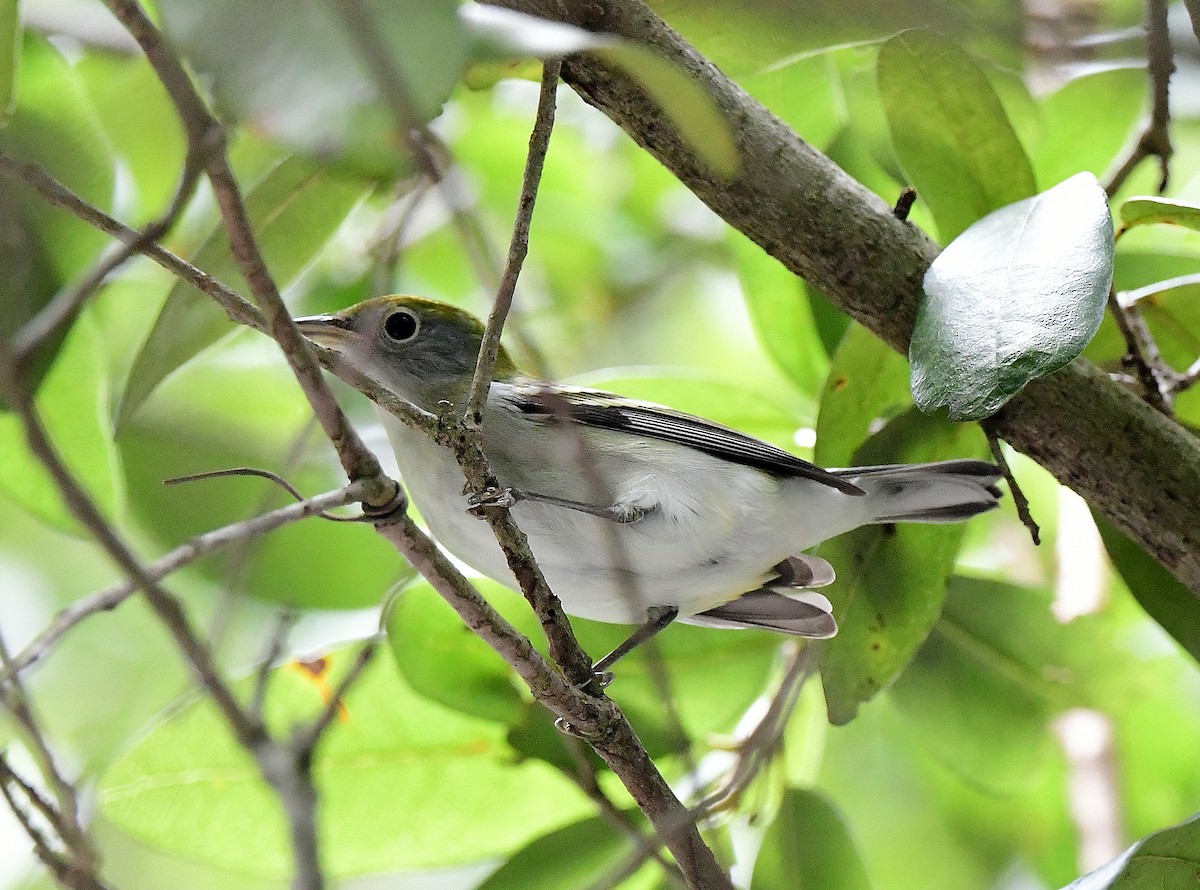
833, 459, 1003, 524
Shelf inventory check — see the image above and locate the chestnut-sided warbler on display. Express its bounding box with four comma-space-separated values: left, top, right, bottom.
296, 296, 1001, 659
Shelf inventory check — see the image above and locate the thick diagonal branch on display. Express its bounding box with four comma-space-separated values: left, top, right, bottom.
486, 0, 1200, 596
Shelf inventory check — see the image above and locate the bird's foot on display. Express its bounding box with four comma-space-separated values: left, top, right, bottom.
577, 669, 615, 694
466, 485, 520, 516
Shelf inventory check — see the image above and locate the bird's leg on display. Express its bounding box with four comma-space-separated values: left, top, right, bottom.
583, 605, 679, 691
557, 607, 679, 734
467, 487, 650, 524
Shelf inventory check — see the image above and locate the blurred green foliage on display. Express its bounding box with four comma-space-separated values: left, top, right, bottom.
1, 1, 1199, 889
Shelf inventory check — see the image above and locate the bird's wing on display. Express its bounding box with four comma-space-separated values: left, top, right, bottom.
502, 383, 865, 496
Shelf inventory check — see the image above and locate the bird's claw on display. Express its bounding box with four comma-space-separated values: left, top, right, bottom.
576, 669, 614, 695
466, 486, 520, 516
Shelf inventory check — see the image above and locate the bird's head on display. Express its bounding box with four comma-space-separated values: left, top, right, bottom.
294, 295, 519, 412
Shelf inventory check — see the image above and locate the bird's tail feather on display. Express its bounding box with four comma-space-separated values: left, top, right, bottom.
833, 459, 1003, 524
684, 555, 839, 637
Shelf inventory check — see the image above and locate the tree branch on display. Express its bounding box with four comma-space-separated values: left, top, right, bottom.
0, 348, 347, 890
3, 482, 364, 682
1108, 286, 1176, 411
0, 753, 115, 890
0, 151, 265, 334
485, 0, 1200, 597
1105, 0, 1175, 196
367, 506, 733, 889
101, 0, 393, 502
466, 59, 560, 423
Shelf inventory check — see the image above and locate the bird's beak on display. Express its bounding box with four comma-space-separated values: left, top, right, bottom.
293, 314, 352, 348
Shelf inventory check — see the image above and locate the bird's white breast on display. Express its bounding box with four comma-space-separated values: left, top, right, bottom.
377, 398, 860, 624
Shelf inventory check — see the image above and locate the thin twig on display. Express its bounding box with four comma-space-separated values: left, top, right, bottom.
0, 753, 114, 890
1122, 272, 1200, 306
984, 426, 1041, 546
0, 638, 95, 871
294, 637, 381, 754
0, 753, 65, 839
102, 0, 391, 501
0, 150, 265, 333
166, 464, 367, 522
369, 177, 433, 293
433, 414, 595, 686
251, 610, 300, 719
559, 735, 686, 886
12, 140, 212, 369
1105, 0, 1174, 196
466, 59, 561, 424
1175, 355, 1200, 393
695, 642, 820, 815
892, 186, 917, 221
1106, 287, 1174, 412
591, 645, 820, 890
4, 483, 364, 682
534, 386, 696, 776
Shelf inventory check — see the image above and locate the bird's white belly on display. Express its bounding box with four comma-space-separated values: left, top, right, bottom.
380, 413, 808, 624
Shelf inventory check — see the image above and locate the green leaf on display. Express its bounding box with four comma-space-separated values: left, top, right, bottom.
0, 315, 123, 533
877, 28, 1036, 242
77, 52, 188, 223
1063, 814, 1200, 889
462, 2, 616, 59
0, 36, 113, 277
815, 322, 911, 468
0, 36, 115, 396
1094, 513, 1200, 664
751, 789, 871, 890
817, 409, 986, 724
732, 231, 830, 397
739, 44, 848, 151
0, 0, 18, 124
1031, 67, 1145, 191
158, 0, 462, 176
392, 575, 777, 750
600, 43, 740, 177
119, 352, 405, 609
478, 815, 634, 890
157, 0, 737, 178
910, 172, 1113, 421
387, 581, 532, 725
889, 576, 1071, 791
1119, 196, 1200, 234
117, 157, 371, 426
640, 0, 1025, 78
98, 648, 592, 878
0, 182, 59, 406
806, 281, 853, 359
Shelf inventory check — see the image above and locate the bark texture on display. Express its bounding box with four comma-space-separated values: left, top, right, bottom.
488, 0, 1200, 594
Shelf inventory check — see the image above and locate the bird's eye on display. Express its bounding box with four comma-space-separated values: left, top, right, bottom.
383, 310, 419, 342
